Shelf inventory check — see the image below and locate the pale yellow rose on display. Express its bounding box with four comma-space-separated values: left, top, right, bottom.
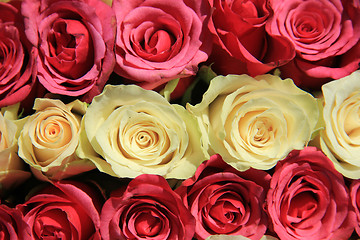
187, 74, 319, 171
17, 98, 95, 180
317, 70, 360, 179
77, 84, 207, 179
0, 104, 31, 193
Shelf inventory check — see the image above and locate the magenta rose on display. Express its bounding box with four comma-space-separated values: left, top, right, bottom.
100, 174, 195, 240
267, 0, 360, 89
0, 1, 37, 108
18, 181, 103, 240
21, 0, 116, 103
206, 0, 295, 77
112, 0, 213, 90
350, 179, 360, 236
175, 154, 270, 240
0, 203, 31, 240
266, 147, 356, 240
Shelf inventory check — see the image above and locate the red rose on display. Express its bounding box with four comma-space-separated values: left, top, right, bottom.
267, 0, 360, 89
350, 179, 360, 236
206, 0, 295, 77
112, 0, 213, 90
0, 203, 31, 240
100, 174, 195, 240
22, 0, 116, 102
0, 1, 37, 108
18, 181, 103, 240
266, 147, 356, 240
176, 154, 270, 240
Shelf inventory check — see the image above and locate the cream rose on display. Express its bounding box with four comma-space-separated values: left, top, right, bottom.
78, 84, 207, 179
0, 104, 31, 193
18, 98, 95, 180
187, 74, 319, 171
318, 70, 360, 179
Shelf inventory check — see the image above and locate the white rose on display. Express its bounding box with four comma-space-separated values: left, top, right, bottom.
187, 74, 319, 171
0, 104, 30, 192
318, 70, 360, 179
18, 98, 94, 180
78, 84, 207, 179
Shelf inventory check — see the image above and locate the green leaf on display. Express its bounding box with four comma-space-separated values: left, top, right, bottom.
160, 78, 180, 102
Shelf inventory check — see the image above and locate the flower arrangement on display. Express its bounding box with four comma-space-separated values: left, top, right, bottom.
0, 0, 359, 239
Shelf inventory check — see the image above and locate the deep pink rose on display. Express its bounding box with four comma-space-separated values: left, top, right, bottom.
175, 154, 270, 240
0, 203, 31, 240
267, 0, 360, 89
100, 174, 195, 240
22, 0, 116, 102
350, 179, 360, 236
266, 147, 356, 240
113, 0, 213, 90
18, 181, 103, 240
206, 0, 295, 77
0, 1, 37, 108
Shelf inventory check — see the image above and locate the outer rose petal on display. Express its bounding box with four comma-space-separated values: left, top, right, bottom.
113, 0, 212, 89
205, 236, 279, 240
350, 179, 360, 236
0, 204, 31, 240
205, 235, 250, 240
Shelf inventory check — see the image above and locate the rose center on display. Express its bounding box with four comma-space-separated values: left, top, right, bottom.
37, 116, 72, 147
134, 211, 162, 237
288, 191, 317, 219
135, 131, 155, 148
145, 30, 175, 55
209, 199, 242, 224
34, 210, 71, 240
47, 18, 94, 79
249, 117, 275, 147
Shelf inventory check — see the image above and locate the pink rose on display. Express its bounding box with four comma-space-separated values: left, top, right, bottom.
0, 203, 31, 240
22, 0, 116, 103
18, 181, 103, 240
206, 0, 295, 77
266, 147, 356, 240
267, 0, 360, 89
176, 154, 270, 240
100, 174, 195, 240
0, 1, 37, 108
350, 179, 360, 236
112, 0, 212, 90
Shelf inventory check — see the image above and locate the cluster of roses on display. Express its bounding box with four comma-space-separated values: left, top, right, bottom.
1, 70, 360, 239
1, 149, 359, 240
0, 0, 360, 239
